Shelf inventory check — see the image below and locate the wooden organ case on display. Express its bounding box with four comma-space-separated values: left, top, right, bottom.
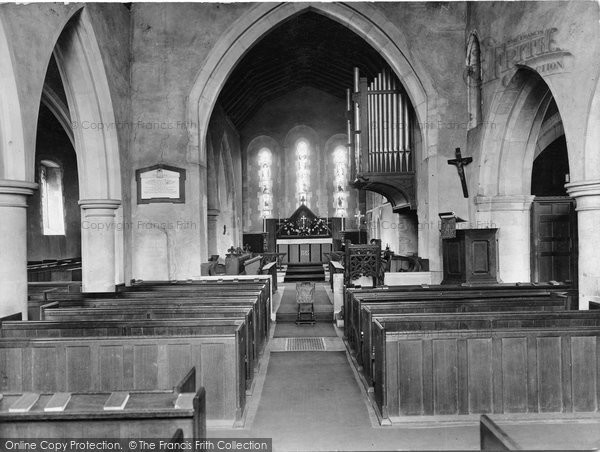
347, 68, 416, 211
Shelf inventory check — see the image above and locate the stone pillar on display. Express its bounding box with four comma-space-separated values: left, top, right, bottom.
79, 199, 121, 292
566, 180, 600, 309
475, 195, 535, 283
0, 180, 37, 319
207, 208, 220, 256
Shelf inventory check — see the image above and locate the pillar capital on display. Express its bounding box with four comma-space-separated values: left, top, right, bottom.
0, 179, 37, 208
79, 198, 121, 211
566, 180, 600, 211
475, 194, 535, 212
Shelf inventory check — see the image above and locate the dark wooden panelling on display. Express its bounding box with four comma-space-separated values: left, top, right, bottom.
537, 337, 562, 412
468, 339, 493, 413
433, 339, 458, 415
571, 336, 597, 412
398, 340, 420, 415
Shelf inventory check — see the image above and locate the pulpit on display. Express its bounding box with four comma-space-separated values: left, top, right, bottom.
442, 228, 499, 285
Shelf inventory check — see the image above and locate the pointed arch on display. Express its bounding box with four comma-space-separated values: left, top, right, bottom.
53, 9, 122, 201
186, 2, 432, 167
478, 68, 561, 197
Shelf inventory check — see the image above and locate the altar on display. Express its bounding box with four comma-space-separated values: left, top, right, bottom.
275, 205, 335, 265
277, 237, 332, 265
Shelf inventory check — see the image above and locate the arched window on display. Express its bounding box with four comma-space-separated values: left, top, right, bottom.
466, 33, 482, 129
257, 148, 273, 218
296, 140, 310, 206
332, 145, 348, 217
39, 159, 65, 235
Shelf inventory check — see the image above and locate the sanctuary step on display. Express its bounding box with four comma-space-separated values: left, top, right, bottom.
284, 263, 325, 282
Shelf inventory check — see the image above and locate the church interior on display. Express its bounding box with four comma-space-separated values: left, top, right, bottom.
1, 1, 600, 450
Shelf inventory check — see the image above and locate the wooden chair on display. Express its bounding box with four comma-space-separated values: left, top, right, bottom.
296, 282, 315, 325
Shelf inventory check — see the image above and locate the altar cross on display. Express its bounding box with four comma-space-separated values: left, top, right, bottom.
447, 147, 473, 198
300, 214, 308, 228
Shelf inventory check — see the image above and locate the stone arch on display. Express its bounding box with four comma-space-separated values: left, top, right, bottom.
186, 2, 432, 168
476, 67, 572, 283
50, 8, 123, 291
534, 112, 564, 160
53, 9, 122, 202
41, 84, 75, 148
478, 68, 561, 197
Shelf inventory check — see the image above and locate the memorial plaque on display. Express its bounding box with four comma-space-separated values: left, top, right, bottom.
135, 164, 185, 204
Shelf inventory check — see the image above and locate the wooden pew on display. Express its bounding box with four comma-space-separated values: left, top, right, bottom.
344, 283, 576, 334
359, 309, 600, 386
0, 367, 206, 439
1, 317, 257, 391
0, 329, 246, 427
346, 290, 570, 351
38, 305, 259, 382
371, 322, 600, 424
347, 294, 570, 353
117, 290, 271, 340
41, 295, 267, 356
131, 275, 273, 318
27, 282, 82, 320
480, 415, 521, 451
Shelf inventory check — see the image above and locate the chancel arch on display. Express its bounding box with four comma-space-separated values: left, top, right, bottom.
188, 2, 435, 262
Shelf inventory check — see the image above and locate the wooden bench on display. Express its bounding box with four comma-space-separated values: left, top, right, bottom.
347, 294, 570, 353
371, 322, 600, 424
344, 291, 570, 348
0, 329, 246, 427
1, 317, 257, 391
27, 282, 82, 320
38, 305, 259, 380
41, 295, 268, 356
359, 309, 600, 387
131, 276, 272, 312
344, 283, 576, 332
0, 367, 206, 439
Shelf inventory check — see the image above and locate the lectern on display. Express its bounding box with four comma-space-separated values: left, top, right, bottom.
442, 228, 499, 285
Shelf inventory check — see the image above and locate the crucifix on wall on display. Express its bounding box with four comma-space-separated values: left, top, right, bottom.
354, 210, 365, 229
447, 147, 473, 198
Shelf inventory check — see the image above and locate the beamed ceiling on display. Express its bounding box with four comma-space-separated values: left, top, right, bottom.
218, 11, 391, 129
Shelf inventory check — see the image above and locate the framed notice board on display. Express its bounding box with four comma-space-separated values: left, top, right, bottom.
135, 164, 186, 204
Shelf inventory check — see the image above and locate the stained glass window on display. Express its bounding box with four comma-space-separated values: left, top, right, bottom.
333, 145, 348, 217
296, 140, 310, 207
257, 148, 272, 218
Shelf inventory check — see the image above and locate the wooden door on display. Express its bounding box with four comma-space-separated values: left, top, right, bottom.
531, 197, 577, 283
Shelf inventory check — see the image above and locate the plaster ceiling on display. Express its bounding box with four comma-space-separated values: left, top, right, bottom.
218, 11, 391, 129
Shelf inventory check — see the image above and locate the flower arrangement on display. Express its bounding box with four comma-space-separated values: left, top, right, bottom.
309, 218, 329, 235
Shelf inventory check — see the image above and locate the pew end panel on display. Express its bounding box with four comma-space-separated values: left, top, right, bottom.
373, 325, 600, 424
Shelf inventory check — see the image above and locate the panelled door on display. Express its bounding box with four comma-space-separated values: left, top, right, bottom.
531, 197, 577, 284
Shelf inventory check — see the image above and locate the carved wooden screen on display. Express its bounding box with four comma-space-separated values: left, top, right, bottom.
344, 240, 382, 287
